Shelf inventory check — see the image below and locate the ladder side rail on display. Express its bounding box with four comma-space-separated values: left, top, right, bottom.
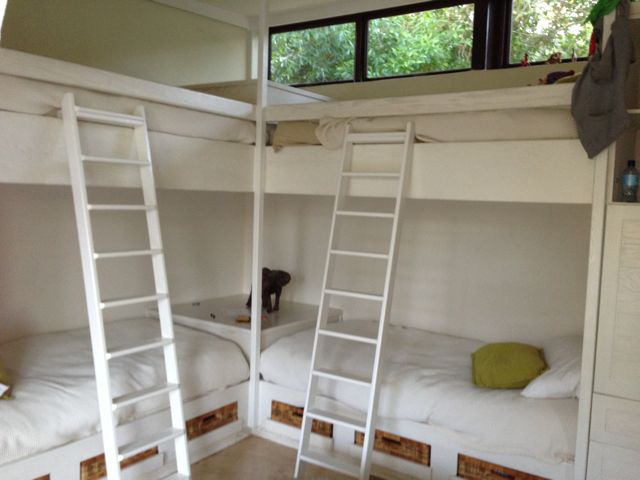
62, 92, 122, 480
360, 122, 415, 479
133, 106, 190, 476
294, 126, 353, 478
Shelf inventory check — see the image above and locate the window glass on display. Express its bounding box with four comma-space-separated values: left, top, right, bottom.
367, 4, 475, 79
510, 0, 592, 63
270, 22, 356, 85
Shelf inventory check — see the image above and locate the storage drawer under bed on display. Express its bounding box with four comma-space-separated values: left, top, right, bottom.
271, 400, 333, 437
457, 454, 548, 480
354, 430, 430, 466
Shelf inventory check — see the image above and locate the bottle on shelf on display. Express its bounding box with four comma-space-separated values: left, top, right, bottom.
621, 160, 639, 202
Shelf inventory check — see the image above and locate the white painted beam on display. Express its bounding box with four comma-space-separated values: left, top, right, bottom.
153, 0, 251, 29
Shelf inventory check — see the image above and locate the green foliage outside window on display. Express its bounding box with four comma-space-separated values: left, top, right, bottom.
368, 5, 474, 78
269, 0, 594, 85
270, 23, 356, 85
510, 0, 592, 63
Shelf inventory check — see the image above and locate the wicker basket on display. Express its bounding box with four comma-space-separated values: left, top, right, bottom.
186, 401, 238, 440
80, 447, 158, 480
271, 400, 333, 438
457, 454, 548, 480
354, 430, 430, 466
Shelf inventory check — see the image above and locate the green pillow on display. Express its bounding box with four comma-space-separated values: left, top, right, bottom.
0, 362, 11, 399
472, 343, 547, 389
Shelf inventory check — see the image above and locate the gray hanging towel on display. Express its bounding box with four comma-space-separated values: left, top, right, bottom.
571, 0, 635, 158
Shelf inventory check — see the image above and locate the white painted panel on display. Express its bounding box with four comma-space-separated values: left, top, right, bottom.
587, 441, 640, 480
591, 394, 640, 451
266, 140, 594, 204
595, 205, 640, 401
0, 185, 252, 342
261, 195, 590, 344
0, 111, 253, 192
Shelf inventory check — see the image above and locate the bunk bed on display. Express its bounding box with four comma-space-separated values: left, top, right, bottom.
251, 80, 609, 480
0, 47, 268, 480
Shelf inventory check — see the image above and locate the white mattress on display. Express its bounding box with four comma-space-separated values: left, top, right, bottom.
0, 73, 256, 144
0, 318, 249, 466
260, 320, 578, 464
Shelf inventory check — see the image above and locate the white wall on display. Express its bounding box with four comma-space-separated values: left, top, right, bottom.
0, 0, 248, 86
0, 185, 251, 342
261, 194, 591, 345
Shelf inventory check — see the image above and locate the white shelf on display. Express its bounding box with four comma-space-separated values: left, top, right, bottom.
148, 295, 342, 357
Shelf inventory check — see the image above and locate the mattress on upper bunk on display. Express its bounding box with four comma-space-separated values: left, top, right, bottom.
0, 73, 256, 144
271, 110, 578, 151
260, 320, 578, 465
0, 317, 249, 466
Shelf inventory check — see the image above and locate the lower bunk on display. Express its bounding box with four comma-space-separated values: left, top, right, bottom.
256, 320, 581, 480
0, 317, 251, 480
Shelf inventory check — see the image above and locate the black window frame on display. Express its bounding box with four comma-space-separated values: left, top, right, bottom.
268, 0, 589, 87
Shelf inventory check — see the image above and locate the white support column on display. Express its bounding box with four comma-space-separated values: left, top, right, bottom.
248, 0, 269, 430
573, 149, 609, 480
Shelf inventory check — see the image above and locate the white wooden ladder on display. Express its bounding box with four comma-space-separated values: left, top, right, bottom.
294, 123, 415, 479
61, 93, 191, 480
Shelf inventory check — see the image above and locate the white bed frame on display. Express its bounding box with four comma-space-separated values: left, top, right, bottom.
0, 9, 610, 475
0, 382, 249, 480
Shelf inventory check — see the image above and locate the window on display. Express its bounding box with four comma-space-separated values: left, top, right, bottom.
509, 0, 593, 64
270, 22, 356, 85
269, 0, 594, 86
367, 4, 475, 78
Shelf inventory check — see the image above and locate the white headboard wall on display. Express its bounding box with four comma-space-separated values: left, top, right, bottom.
261, 194, 591, 345
0, 185, 251, 342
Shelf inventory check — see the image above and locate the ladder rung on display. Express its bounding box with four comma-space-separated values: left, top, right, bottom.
318, 328, 378, 345
88, 204, 156, 212
299, 449, 360, 477
325, 288, 383, 302
107, 337, 173, 360
94, 249, 162, 260
336, 210, 394, 219
342, 172, 400, 178
313, 368, 371, 388
76, 106, 145, 127
347, 132, 407, 144
82, 155, 150, 166
113, 382, 179, 411
100, 293, 167, 309
330, 249, 389, 260
307, 407, 367, 432
118, 427, 185, 461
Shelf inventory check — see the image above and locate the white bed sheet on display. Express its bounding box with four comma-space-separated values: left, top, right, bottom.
0, 317, 249, 466
260, 320, 578, 464
0, 74, 256, 144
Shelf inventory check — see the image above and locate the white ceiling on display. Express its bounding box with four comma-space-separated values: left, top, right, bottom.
199, 0, 423, 24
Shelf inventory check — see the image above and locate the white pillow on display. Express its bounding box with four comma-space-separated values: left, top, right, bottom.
521, 335, 582, 399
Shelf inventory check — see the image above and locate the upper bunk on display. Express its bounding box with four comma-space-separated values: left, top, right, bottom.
0, 47, 606, 206
265, 82, 604, 205
0, 47, 260, 192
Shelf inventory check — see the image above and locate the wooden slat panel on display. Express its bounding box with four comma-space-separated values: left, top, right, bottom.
457, 454, 548, 480
271, 400, 333, 438
80, 447, 158, 480
186, 402, 238, 440
354, 430, 430, 466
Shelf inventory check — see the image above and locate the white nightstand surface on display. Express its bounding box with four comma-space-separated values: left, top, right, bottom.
148, 294, 342, 357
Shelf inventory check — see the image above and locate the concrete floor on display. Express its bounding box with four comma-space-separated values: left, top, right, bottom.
192, 436, 352, 479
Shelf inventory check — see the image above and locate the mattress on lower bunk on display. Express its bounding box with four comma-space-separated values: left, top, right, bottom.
0, 317, 249, 466
0, 73, 256, 144
260, 320, 578, 465
271, 109, 578, 151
